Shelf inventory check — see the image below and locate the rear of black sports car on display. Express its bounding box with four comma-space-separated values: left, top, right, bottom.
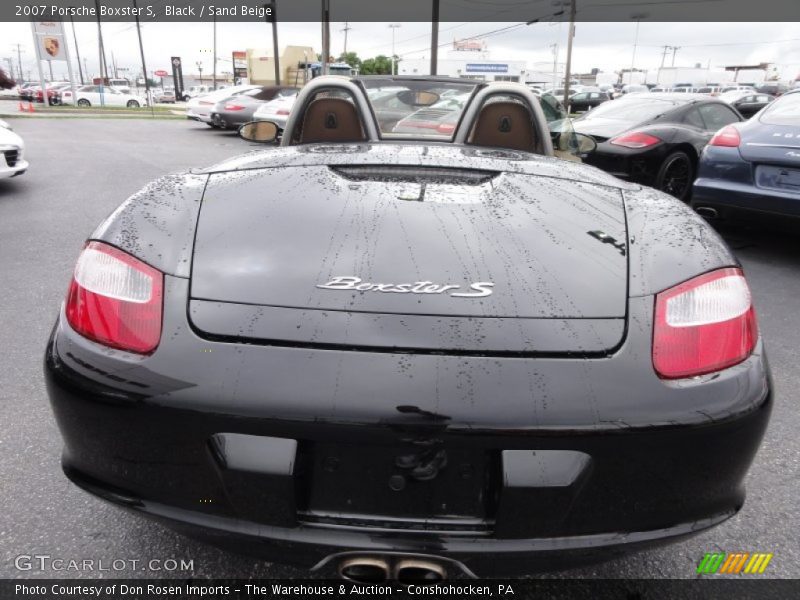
44, 146, 771, 579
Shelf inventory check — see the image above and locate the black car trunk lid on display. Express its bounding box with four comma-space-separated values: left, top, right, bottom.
189, 165, 628, 354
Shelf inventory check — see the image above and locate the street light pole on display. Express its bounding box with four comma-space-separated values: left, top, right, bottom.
628, 13, 647, 85
14, 44, 24, 83
212, 15, 217, 90
550, 43, 558, 88
69, 12, 84, 84
197, 61, 203, 84
389, 24, 401, 75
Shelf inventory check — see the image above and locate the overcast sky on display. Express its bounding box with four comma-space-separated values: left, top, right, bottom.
2, 20, 799, 81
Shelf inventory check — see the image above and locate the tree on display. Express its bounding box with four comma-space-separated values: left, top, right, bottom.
337, 52, 361, 70
360, 55, 393, 75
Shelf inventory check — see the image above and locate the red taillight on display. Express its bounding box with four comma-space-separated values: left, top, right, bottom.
610, 131, 661, 149
276, 109, 291, 115
709, 125, 741, 147
224, 103, 245, 110
653, 268, 757, 379
65, 242, 163, 354
436, 122, 456, 134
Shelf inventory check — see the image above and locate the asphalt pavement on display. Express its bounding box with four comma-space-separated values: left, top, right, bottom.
0, 118, 798, 580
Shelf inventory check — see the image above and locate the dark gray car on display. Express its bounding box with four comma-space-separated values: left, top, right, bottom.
210, 86, 298, 129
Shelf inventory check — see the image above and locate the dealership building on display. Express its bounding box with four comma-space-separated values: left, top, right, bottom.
398, 40, 528, 82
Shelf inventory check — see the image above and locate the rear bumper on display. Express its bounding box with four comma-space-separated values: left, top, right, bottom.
44, 278, 773, 576
693, 177, 800, 218
582, 144, 667, 186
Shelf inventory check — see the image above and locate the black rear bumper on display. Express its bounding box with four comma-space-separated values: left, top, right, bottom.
43, 278, 772, 576
55, 395, 770, 576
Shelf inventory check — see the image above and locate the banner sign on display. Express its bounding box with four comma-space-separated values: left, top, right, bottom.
32, 21, 67, 61
465, 63, 509, 74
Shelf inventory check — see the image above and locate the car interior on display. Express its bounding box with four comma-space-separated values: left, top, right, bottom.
240, 77, 591, 160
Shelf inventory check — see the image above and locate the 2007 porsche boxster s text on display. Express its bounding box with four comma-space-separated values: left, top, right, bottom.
45, 76, 771, 582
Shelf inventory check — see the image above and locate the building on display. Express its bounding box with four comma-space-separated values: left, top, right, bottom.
246, 46, 318, 86
398, 40, 528, 82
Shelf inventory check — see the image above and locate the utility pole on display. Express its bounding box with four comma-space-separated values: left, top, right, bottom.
212, 14, 217, 89
196, 61, 203, 84
671, 46, 681, 67
69, 11, 85, 84
270, 1, 280, 84
389, 24, 401, 75
562, 0, 576, 111
550, 43, 558, 88
341, 21, 351, 55
133, 0, 151, 113
659, 45, 669, 69
321, 0, 330, 75
111, 50, 118, 78
430, 0, 439, 75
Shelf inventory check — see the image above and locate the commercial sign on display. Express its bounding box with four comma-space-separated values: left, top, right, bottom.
232, 51, 248, 83
465, 63, 509, 73
154, 70, 169, 77
32, 21, 67, 61
171, 56, 185, 97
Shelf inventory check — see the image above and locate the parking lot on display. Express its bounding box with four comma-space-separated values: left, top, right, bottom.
0, 117, 798, 579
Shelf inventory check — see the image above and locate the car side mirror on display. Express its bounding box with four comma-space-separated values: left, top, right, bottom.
573, 132, 597, 154
239, 120, 278, 143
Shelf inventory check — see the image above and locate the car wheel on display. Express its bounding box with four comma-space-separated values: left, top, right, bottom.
656, 151, 694, 202
127, 100, 140, 108
77, 99, 91, 107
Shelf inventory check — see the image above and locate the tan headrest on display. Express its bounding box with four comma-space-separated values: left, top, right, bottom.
469, 101, 536, 152
298, 97, 366, 144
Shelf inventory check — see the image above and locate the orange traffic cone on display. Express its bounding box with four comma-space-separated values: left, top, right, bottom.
27, 101, 34, 113
18, 101, 24, 112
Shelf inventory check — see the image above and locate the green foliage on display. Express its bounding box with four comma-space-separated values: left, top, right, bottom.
337, 52, 361, 70
360, 55, 395, 75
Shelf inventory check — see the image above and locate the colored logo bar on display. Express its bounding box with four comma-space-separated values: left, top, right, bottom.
697, 552, 773, 574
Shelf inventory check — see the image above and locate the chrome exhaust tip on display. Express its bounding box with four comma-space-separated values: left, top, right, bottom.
395, 559, 447, 584
695, 206, 719, 219
338, 557, 390, 584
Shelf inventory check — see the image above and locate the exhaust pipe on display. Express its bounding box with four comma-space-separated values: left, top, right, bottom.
695, 206, 719, 219
395, 559, 447, 584
338, 557, 390, 584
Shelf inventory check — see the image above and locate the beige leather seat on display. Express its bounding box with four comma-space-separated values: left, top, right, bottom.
298, 98, 366, 144
468, 101, 537, 152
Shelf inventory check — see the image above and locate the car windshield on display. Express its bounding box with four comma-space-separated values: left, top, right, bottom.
760, 93, 800, 125
359, 78, 478, 140
578, 97, 680, 121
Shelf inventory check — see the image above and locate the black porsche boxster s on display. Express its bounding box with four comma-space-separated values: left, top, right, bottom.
45, 76, 771, 582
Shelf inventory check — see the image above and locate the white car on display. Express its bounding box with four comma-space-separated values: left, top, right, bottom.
62, 85, 147, 108
186, 85, 260, 126
182, 85, 210, 101
0, 119, 28, 179
252, 93, 298, 130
